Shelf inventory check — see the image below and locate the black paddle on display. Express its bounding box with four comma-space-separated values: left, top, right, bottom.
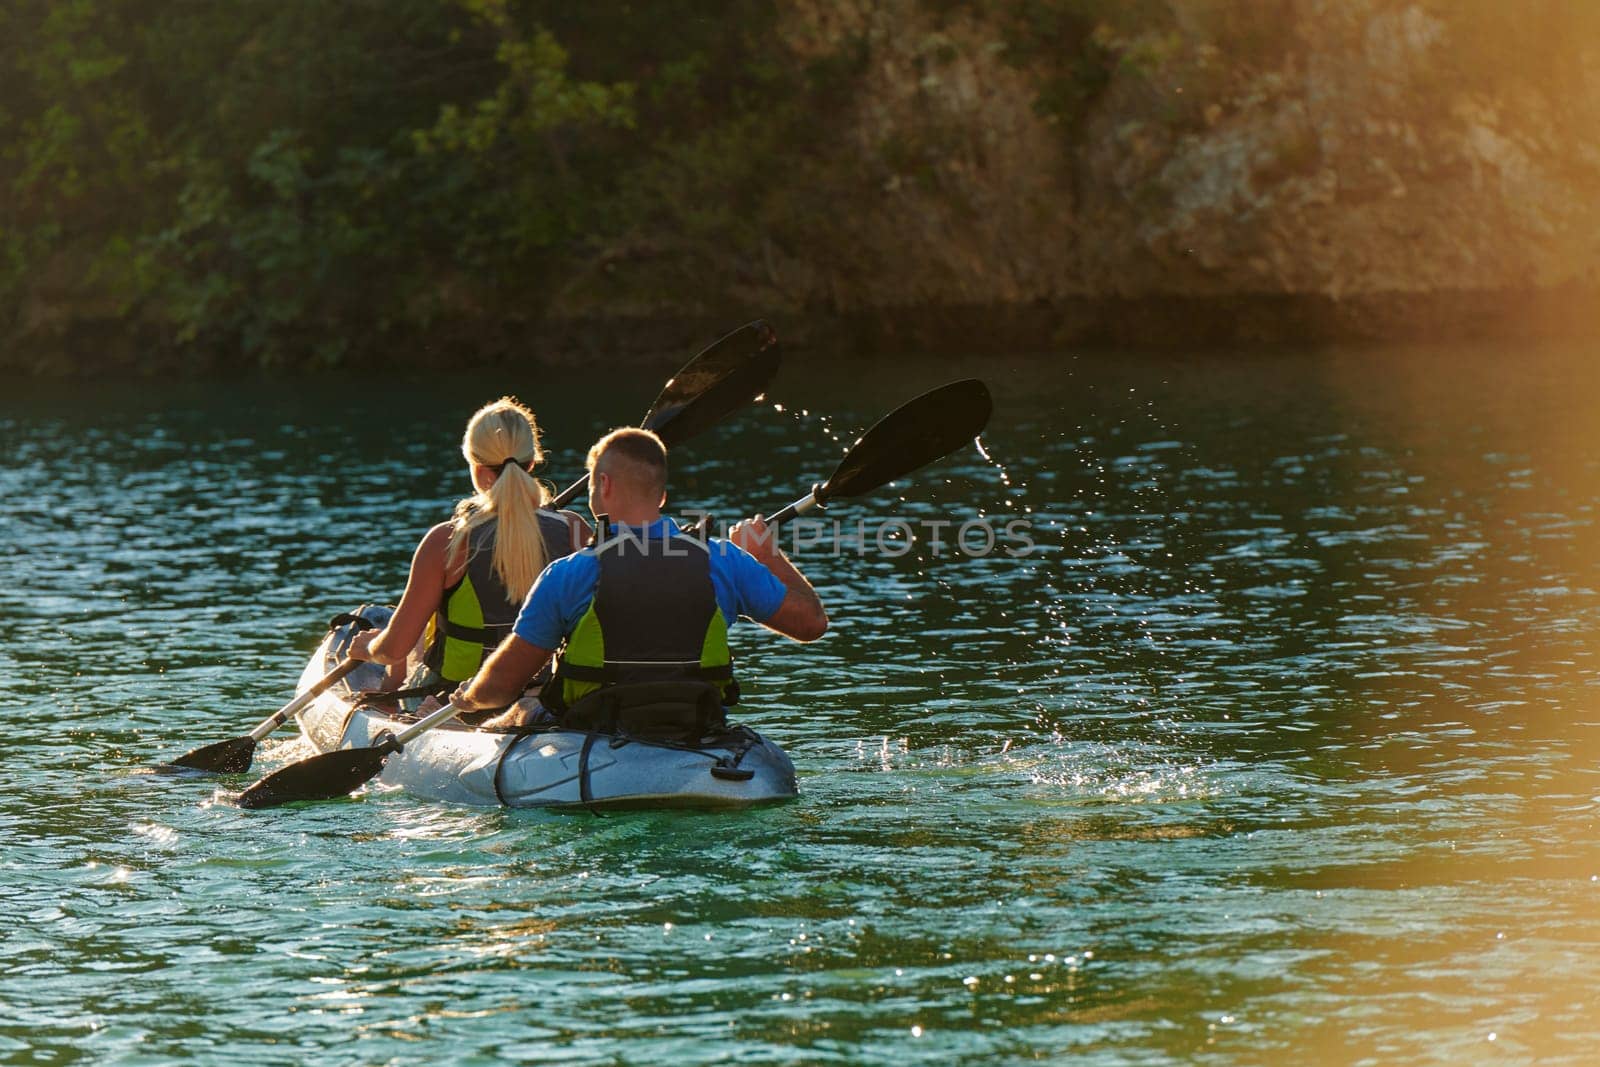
236, 698, 463, 809
158, 660, 362, 774
689, 378, 994, 535
550, 319, 779, 508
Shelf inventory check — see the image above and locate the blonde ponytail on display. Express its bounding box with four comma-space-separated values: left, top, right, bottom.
447, 397, 551, 601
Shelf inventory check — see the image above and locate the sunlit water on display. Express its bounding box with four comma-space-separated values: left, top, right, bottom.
3, 344, 1599, 1065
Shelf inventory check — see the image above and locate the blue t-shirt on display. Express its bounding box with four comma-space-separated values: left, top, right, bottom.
512, 516, 789, 651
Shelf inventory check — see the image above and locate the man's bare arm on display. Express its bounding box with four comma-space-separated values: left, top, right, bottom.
731, 516, 828, 642
449, 635, 554, 713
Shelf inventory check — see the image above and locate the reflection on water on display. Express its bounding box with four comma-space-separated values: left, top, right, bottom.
2, 343, 1599, 1063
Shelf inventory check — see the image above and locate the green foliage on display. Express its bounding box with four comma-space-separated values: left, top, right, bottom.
1, 0, 825, 370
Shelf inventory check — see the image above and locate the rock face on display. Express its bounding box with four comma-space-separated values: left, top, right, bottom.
768, 0, 1600, 334
773, 0, 1082, 307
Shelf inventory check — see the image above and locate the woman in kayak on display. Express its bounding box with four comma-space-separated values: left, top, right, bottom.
347, 397, 590, 696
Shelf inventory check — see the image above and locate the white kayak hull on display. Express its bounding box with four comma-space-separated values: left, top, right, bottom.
290, 608, 799, 809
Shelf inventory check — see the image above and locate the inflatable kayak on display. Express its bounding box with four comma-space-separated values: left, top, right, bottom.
288, 607, 799, 809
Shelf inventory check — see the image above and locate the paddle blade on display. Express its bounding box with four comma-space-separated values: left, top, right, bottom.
161, 736, 257, 775
822, 379, 993, 500
235, 746, 393, 810
642, 320, 779, 447
651, 345, 781, 449
550, 320, 779, 509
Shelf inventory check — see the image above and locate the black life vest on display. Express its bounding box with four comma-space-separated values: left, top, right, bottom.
422, 509, 576, 682
543, 523, 736, 712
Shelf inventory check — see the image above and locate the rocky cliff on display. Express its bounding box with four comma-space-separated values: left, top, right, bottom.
734, 0, 1600, 346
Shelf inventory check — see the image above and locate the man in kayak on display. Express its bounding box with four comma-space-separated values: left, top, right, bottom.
447, 426, 827, 726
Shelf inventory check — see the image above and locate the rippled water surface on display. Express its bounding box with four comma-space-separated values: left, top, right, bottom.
4, 343, 1600, 1065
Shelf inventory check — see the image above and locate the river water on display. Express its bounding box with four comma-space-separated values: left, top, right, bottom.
2, 342, 1598, 1065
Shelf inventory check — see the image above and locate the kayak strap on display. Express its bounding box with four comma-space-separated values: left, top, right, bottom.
703, 724, 761, 780
578, 732, 599, 808
351, 680, 452, 717
605, 723, 764, 781
350, 682, 518, 728
559, 681, 727, 744
328, 611, 379, 633
326, 607, 383, 668
492, 721, 765, 807
492, 732, 527, 806
488, 701, 563, 804
355, 680, 451, 704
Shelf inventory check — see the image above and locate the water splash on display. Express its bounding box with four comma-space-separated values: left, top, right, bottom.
766, 398, 847, 451
973, 433, 1017, 509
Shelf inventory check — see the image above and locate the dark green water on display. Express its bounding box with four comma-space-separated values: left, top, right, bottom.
3, 344, 1599, 1065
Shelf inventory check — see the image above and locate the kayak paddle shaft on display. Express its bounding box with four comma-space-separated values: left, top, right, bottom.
161, 658, 361, 774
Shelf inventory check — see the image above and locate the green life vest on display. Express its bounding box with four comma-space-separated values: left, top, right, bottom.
544, 525, 736, 712
423, 510, 575, 683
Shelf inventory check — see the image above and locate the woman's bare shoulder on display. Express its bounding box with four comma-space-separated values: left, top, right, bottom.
413, 520, 457, 562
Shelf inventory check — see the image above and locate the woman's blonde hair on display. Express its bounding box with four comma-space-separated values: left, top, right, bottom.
448, 396, 551, 601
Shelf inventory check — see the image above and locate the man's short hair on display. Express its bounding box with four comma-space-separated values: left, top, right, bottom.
587, 427, 668, 497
